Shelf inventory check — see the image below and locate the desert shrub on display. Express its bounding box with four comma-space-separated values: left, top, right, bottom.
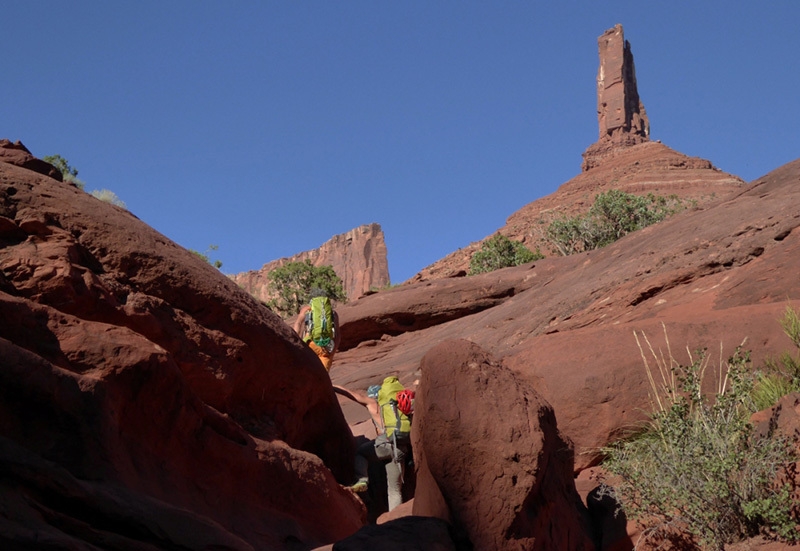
784, 305, 800, 346
754, 304, 800, 409
601, 328, 798, 550
468, 233, 544, 275
44, 154, 128, 208
190, 245, 223, 269
43, 154, 85, 189
267, 260, 346, 317
546, 190, 685, 255
90, 189, 126, 209
752, 373, 798, 412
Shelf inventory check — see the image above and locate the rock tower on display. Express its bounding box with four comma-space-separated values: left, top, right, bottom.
582, 24, 650, 171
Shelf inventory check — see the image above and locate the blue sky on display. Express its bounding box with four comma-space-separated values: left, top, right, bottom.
4, 2, 799, 285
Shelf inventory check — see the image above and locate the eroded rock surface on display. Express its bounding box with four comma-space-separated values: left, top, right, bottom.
411, 340, 595, 550
334, 158, 800, 473
0, 158, 365, 549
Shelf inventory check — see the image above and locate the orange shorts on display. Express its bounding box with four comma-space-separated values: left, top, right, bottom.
307, 340, 334, 371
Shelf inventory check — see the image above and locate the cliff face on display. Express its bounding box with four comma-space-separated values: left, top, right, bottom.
231, 223, 390, 304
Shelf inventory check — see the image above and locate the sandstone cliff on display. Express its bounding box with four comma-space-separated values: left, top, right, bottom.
231, 223, 390, 304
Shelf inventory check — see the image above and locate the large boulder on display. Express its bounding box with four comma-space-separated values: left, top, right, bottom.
0, 157, 365, 549
412, 340, 595, 550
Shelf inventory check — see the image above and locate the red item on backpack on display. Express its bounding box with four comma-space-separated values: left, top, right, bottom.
395, 389, 415, 416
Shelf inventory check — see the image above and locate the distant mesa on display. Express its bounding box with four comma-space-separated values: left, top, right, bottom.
230, 222, 390, 305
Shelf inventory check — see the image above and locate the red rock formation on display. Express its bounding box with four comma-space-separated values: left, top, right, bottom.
231, 223, 390, 304
334, 158, 800, 474
0, 139, 63, 180
582, 23, 649, 172
410, 138, 746, 283
411, 25, 745, 283
0, 157, 365, 549
411, 340, 595, 550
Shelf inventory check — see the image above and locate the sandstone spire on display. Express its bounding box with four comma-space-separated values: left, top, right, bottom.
582, 24, 650, 171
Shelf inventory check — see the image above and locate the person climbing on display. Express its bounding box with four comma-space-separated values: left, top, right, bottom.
333, 384, 383, 433
347, 375, 415, 512
293, 288, 341, 371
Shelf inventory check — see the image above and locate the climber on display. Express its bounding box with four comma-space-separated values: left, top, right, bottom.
293, 288, 341, 371
346, 376, 415, 512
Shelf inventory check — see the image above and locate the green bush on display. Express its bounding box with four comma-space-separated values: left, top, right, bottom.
468, 234, 544, 275
781, 303, 800, 350
752, 373, 798, 412
44, 154, 127, 209
546, 190, 685, 255
43, 154, 85, 190
190, 245, 223, 269
267, 260, 346, 317
601, 329, 798, 550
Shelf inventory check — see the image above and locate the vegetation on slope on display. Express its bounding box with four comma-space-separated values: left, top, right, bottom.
267, 260, 346, 317
468, 233, 543, 275
601, 315, 800, 550
545, 190, 687, 256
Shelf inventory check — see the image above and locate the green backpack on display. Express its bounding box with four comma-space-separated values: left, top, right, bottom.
377, 376, 412, 438
304, 296, 335, 350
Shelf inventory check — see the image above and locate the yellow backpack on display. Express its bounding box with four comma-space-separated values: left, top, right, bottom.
377, 376, 412, 438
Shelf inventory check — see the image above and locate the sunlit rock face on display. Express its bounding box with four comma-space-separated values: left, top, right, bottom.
231, 222, 390, 304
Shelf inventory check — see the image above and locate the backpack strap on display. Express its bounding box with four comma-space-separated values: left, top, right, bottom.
388, 399, 407, 485
390, 399, 401, 463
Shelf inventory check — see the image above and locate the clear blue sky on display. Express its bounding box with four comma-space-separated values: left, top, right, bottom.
4, 2, 799, 284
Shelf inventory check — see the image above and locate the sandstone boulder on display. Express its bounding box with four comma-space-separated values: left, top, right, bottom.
411, 340, 595, 550
0, 157, 365, 549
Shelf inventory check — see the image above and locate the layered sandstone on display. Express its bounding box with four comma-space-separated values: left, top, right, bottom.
231, 223, 390, 304
334, 158, 800, 472
0, 148, 365, 550
582, 23, 650, 171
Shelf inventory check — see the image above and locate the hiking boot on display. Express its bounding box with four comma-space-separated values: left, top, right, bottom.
350, 478, 368, 493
